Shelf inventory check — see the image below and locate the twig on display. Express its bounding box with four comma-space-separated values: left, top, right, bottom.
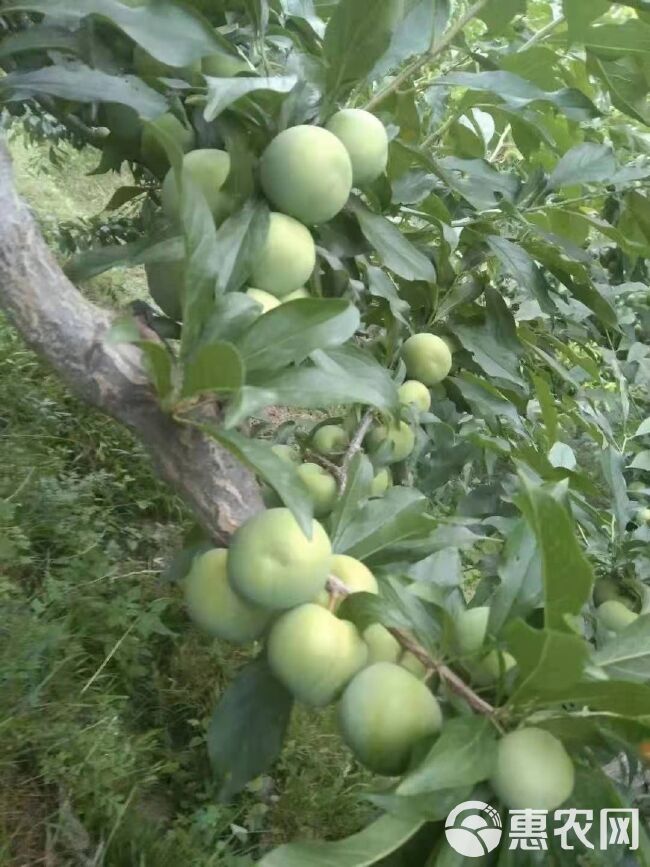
304, 449, 344, 484
327, 576, 500, 721
518, 13, 565, 52
339, 410, 374, 492
488, 122, 511, 163
364, 0, 490, 112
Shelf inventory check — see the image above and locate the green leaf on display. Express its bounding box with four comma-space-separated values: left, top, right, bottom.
197, 425, 314, 534
489, 520, 541, 634
333, 487, 432, 561
0, 64, 168, 118
260, 813, 424, 867
584, 20, 650, 59
486, 236, 555, 314
4, 0, 221, 69
630, 450, 650, 471
103, 186, 146, 212
532, 374, 559, 444
350, 200, 436, 282
328, 452, 374, 542
520, 481, 594, 630
108, 318, 174, 400
563, 0, 609, 41
213, 199, 270, 294
204, 75, 297, 121
592, 614, 650, 681
589, 54, 650, 125
601, 446, 629, 535
506, 620, 590, 704
181, 341, 244, 399
0, 25, 83, 59
366, 266, 411, 325
323, 0, 396, 100
236, 299, 360, 373
208, 658, 293, 802
634, 418, 650, 437
65, 235, 183, 283
397, 717, 497, 796
536, 680, 650, 716
450, 288, 525, 388
549, 142, 617, 189
479, 0, 525, 33
372, 0, 443, 80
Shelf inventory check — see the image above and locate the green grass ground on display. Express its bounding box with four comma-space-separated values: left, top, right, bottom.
0, 137, 371, 866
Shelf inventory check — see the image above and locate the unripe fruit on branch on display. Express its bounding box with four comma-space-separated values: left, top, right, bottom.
250, 213, 316, 298
312, 424, 350, 456
400, 651, 427, 679
370, 467, 393, 497
398, 380, 431, 414
296, 462, 338, 518
367, 421, 415, 464
184, 549, 270, 643
271, 443, 300, 465
161, 149, 232, 223
597, 600, 639, 632
325, 109, 388, 186
339, 663, 443, 776
268, 604, 368, 706
454, 606, 490, 657
228, 508, 332, 609
260, 125, 353, 225
471, 650, 516, 687
401, 333, 452, 386
247, 288, 280, 314
145, 260, 185, 321
364, 623, 401, 664
637, 507, 650, 525
315, 554, 378, 608
141, 112, 194, 177
490, 728, 575, 810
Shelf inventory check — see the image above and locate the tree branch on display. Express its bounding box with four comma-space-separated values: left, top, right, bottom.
0, 139, 263, 542
364, 0, 490, 112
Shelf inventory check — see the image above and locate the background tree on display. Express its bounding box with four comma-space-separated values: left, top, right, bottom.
0, 0, 649, 864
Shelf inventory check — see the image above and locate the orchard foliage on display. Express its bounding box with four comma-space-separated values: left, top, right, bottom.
1, 0, 650, 863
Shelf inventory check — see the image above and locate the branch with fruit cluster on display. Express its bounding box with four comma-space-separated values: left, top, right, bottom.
0, 141, 263, 542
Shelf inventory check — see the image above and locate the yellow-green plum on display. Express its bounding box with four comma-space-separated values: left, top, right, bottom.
471, 650, 517, 687
325, 109, 388, 185
247, 288, 280, 314
401, 333, 452, 386
312, 424, 350, 456
250, 212, 316, 298
339, 663, 443, 776
637, 507, 650, 524
454, 606, 490, 657
597, 600, 639, 632
593, 576, 623, 606
161, 149, 232, 223
141, 112, 195, 177
400, 651, 427, 679
271, 443, 300, 465
282, 287, 310, 302
367, 421, 415, 464
398, 380, 431, 414
228, 507, 332, 609
490, 728, 575, 810
296, 463, 338, 518
268, 603, 367, 706
363, 623, 401, 664
260, 125, 353, 225
145, 259, 184, 321
370, 467, 393, 497
315, 553, 378, 608
184, 549, 270, 643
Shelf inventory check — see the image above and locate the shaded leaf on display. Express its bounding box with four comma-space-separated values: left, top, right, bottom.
592, 615, 650, 681
204, 75, 297, 121
181, 342, 244, 398
549, 143, 617, 189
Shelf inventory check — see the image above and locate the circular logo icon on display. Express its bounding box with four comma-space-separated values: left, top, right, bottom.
445, 800, 503, 858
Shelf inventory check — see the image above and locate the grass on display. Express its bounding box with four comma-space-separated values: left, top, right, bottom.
0, 137, 372, 865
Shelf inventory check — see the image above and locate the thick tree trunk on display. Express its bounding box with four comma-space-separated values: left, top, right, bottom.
0, 140, 263, 542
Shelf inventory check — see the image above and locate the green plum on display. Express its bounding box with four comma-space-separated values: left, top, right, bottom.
454, 606, 490, 657
296, 462, 338, 518
267, 603, 367, 706
491, 728, 575, 810
161, 149, 232, 223
247, 288, 280, 314
597, 600, 639, 632
339, 663, 443, 776
370, 467, 393, 497
228, 508, 332, 609
367, 421, 415, 464
250, 212, 316, 298
363, 623, 401, 664
184, 548, 270, 643
325, 109, 388, 185
312, 424, 350, 456
401, 333, 452, 386
398, 380, 431, 414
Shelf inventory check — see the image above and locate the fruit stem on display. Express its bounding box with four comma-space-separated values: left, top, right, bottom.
328, 575, 504, 726
363, 0, 490, 112
339, 410, 375, 492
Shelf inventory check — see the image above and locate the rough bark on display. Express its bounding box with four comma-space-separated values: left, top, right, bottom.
0, 139, 263, 542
